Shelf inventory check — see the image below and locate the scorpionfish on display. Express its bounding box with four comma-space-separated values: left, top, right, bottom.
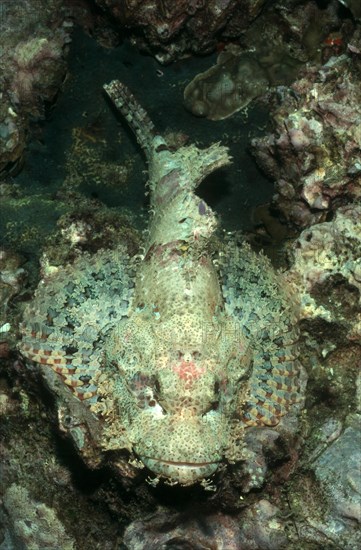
19, 81, 301, 487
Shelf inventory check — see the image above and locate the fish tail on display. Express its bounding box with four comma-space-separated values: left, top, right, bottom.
103, 80, 166, 160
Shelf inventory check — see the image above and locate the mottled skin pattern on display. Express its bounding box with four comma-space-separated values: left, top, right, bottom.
19, 81, 301, 487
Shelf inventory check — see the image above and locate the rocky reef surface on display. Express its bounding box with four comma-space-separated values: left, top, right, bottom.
251, 39, 361, 228
287, 205, 361, 343
0, 0, 354, 177
0, 0, 72, 176
1, 131, 360, 550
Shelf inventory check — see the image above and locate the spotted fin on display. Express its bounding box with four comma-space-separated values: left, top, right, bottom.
19, 247, 135, 403
220, 241, 301, 427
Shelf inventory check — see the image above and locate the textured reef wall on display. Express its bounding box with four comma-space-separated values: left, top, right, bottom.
93, 0, 268, 64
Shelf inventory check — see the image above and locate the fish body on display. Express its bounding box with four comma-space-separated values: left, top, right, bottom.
19, 82, 301, 486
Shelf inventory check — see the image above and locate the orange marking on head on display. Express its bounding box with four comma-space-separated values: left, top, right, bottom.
172, 360, 206, 389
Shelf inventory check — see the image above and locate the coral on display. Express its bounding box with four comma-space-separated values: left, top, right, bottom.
184, 45, 269, 120
0, 249, 26, 308
8, 37, 65, 109
0, 0, 72, 175
2, 484, 75, 550
18, 81, 303, 489
280, 200, 361, 550
251, 51, 361, 228
90, 0, 345, 66
0, 362, 130, 550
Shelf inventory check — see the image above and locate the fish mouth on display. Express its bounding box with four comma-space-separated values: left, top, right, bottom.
140, 456, 219, 484
145, 458, 218, 467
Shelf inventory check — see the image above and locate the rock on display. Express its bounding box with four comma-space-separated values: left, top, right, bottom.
2, 484, 75, 550
314, 425, 361, 524
291, 422, 361, 550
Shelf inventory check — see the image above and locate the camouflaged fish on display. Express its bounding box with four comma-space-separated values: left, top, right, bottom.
19, 81, 301, 487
